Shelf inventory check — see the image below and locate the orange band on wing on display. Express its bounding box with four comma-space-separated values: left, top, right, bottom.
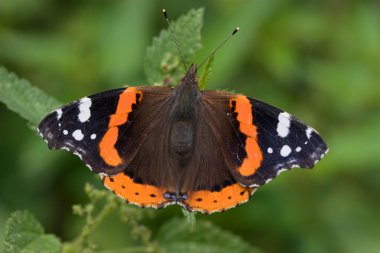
99, 87, 143, 166
231, 96, 263, 176
182, 184, 256, 213
99, 127, 121, 166
103, 173, 172, 208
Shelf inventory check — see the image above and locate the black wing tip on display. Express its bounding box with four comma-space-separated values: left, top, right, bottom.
306, 129, 329, 166
37, 107, 70, 150
37, 122, 58, 149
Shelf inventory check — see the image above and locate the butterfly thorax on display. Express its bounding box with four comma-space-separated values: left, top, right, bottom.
169, 64, 200, 167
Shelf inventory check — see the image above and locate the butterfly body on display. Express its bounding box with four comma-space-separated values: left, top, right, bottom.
38, 64, 328, 214
170, 64, 200, 171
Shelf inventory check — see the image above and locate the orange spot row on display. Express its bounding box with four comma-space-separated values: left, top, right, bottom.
182, 184, 256, 213
99, 87, 142, 166
231, 96, 263, 177
103, 173, 171, 208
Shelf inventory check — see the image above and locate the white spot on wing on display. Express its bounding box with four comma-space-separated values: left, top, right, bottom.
267, 147, 273, 154
306, 127, 313, 139
63, 130, 68, 135
277, 112, 291, 138
296, 147, 302, 152
56, 109, 62, 120
90, 134, 96, 140
280, 145, 292, 157
72, 129, 84, 141
78, 97, 92, 122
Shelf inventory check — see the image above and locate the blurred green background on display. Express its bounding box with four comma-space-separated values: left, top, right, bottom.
1, 0, 380, 252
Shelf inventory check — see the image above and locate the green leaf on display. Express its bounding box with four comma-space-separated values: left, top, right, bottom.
0, 67, 61, 126
155, 218, 261, 253
144, 8, 204, 85
198, 54, 215, 90
3, 210, 61, 253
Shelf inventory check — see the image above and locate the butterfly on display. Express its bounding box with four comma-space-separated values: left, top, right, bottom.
37, 63, 328, 214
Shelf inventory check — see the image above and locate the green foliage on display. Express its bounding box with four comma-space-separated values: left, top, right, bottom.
3, 211, 61, 253
1, 2, 380, 253
144, 8, 204, 85
156, 218, 261, 253
0, 67, 60, 126
198, 54, 214, 90
62, 184, 119, 253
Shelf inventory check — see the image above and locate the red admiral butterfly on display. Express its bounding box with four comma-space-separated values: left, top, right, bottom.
38, 11, 328, 214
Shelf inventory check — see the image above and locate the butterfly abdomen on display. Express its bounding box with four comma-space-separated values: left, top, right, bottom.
170, 121, 195, 167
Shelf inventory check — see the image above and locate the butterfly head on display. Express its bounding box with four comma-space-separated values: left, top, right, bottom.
170, 64, 200, 119
181, 64, 198, 87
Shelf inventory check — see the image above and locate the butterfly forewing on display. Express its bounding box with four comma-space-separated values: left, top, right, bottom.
38, 88, 127, 173
248, 98, 328, 186
200, 91, 328, 188
38, 86, 175, 175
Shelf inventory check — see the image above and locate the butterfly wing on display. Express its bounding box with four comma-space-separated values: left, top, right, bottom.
245, 98, 328, 186
38, 86, 177, 208
199, 91, 328, 188
38, 88, 128, 173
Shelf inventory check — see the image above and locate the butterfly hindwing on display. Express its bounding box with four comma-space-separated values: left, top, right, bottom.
102, 173, 175, 209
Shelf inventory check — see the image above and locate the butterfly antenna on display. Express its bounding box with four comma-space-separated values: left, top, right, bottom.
162, 9, 187, 71
198, 27, 240, 70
